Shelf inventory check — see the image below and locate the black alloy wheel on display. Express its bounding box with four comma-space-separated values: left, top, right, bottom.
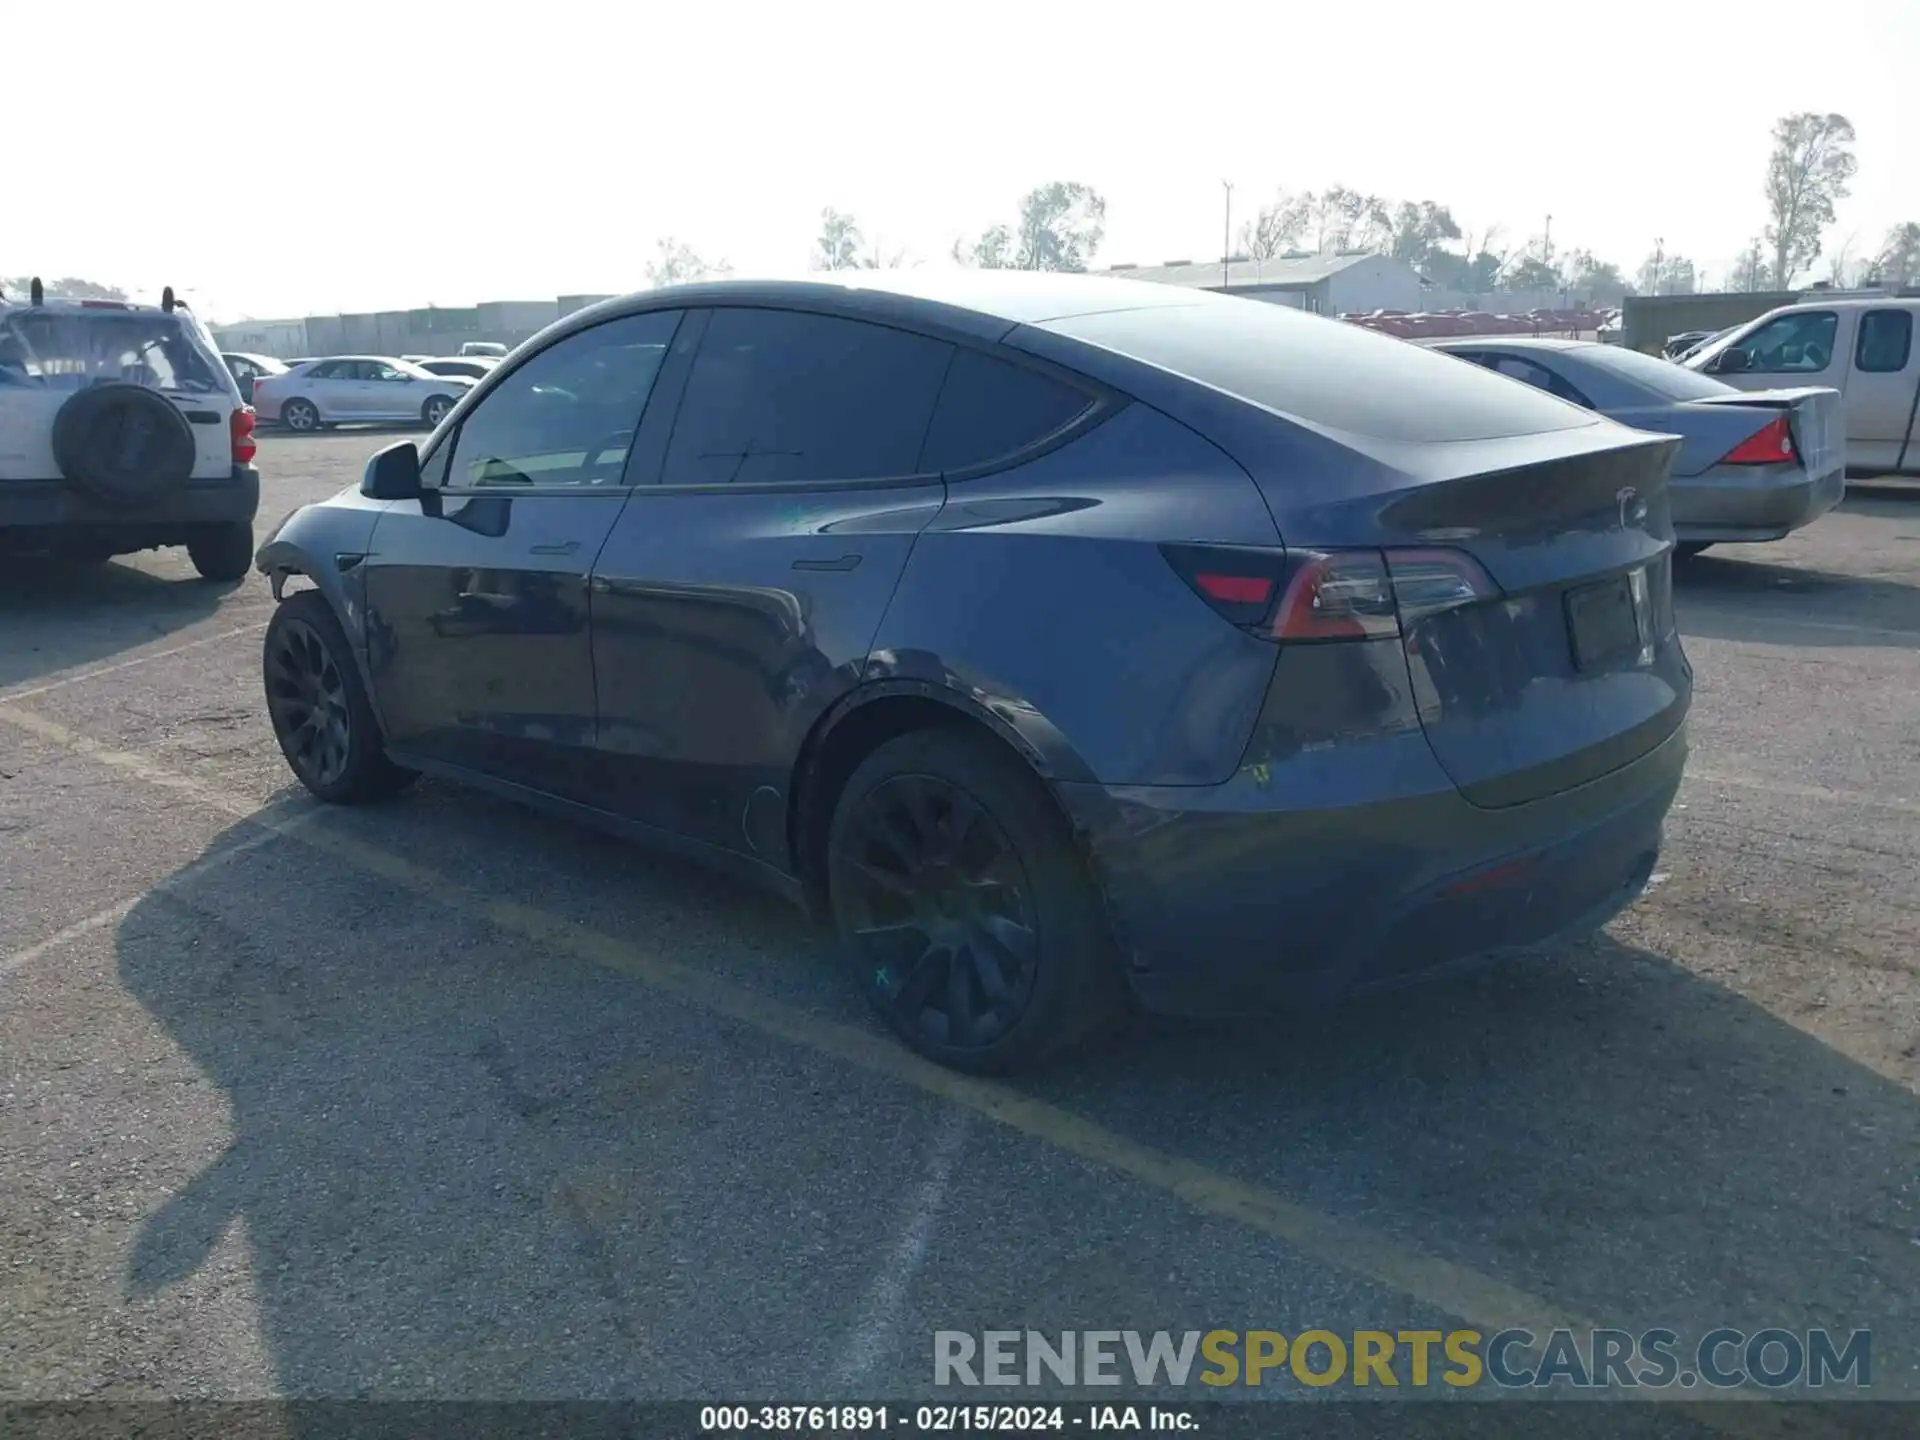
828, 727, 1119, 1073
266, 614, 352, 790
261, 591, 416, 804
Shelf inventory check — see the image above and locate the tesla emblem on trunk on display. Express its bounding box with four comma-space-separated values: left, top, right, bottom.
1616, 486, 1646, 531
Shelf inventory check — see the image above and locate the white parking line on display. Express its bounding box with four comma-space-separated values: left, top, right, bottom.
1685, 768, 1920, 817
1678, 610, 1920, 644
0, 803, 314, 980
1, 622, 270, 703
833, 1110, 971, 1390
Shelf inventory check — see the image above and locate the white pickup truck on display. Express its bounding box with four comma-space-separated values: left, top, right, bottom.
1684, 296, 1920, 477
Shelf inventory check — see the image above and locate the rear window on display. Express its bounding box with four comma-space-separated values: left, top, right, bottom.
1040, 300, 1595, 442
0, 311, 221, 394
1570, 343, 1735, 401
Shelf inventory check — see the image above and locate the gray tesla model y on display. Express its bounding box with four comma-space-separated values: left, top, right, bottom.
256, 271, 1691, 1073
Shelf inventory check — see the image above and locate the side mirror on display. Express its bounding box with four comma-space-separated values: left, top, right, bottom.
362, 440, 423, 500
1714, 347, 1752, 374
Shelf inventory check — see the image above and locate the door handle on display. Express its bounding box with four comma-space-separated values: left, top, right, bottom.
530, 541, 581, 556
792, 554, 861, 572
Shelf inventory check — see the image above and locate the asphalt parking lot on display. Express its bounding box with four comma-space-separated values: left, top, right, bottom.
4, 430, 1919, 1428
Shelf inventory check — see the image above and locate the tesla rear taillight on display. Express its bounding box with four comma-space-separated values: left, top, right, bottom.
1721, 415, 1796, 465
1271, 551, 1399, 641
231, 406, 257, 464
1383, 548, 1501, 623
1161, 544, 1501, 642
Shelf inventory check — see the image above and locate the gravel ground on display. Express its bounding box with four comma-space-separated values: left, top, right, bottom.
2, 430, 1918, 1427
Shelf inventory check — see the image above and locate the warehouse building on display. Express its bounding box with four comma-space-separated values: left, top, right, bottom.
1099, 252, 1425, 315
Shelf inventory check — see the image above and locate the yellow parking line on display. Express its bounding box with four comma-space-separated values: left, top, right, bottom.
0, 698, 1857, 1434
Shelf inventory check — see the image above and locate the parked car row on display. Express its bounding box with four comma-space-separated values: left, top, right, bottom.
1343, 306, 1613, 340
246, 355, 481, 432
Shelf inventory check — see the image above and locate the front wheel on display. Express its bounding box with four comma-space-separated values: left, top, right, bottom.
263, 590, 417, 804
827, 727, 1120, 1074
186, 522, 254, 582
1676, 542, 1713, 559
282, 398, 321, 433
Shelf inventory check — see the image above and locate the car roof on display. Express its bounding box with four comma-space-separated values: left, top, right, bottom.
553, 270, 1215, 349
301, 354, 416, 364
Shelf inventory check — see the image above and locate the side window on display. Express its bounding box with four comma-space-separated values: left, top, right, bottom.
918, 347, 1094, 473
440, 310, 681, 490
368, 362, 407, 382
662, 308, 953, 485
305, 361, 342, 380
1487, 355, 1593, 408
1738, 312, 1838, 373
1856, 311, 1913, 374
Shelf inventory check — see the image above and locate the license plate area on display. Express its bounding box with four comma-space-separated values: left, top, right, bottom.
1566, 571, 1646, 671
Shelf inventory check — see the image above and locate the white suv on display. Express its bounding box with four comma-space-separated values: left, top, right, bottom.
0, 280, 259, 580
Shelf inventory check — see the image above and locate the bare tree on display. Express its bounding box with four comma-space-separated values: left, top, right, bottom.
645, 238, 729, 288
1825, 231, 1861, 287
1868, 223, 1919, 288
813, 209, 863, 271
1729, 238, 1769, 293
1763, 112, 1857, 289
1307, 186, 1390, 253
1238, 190, 1310, 262
1636, 250, 1697, 295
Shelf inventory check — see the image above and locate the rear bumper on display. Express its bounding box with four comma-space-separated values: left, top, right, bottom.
1669, 461, 1845, 542
1059, 720, 1687, 1018
0, 466, 260, 536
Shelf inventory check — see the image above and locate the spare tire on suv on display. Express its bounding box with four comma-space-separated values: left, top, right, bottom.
51, 382, 198, 508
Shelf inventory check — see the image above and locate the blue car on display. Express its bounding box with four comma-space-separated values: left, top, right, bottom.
256, 272, 1690, 1073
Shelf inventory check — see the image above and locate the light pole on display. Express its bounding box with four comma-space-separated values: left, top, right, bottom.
1222, 181, 1234, 290
1653, 237, 1665, 296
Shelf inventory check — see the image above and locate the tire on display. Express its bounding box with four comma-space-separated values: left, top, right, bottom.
51, 383, 197, 508
826, 726, 1120, 1074
1676, 542, 1713, 559
421, 394, 455, 428
262, 590, 417, 804
281, 398, 321, 433
186, 522, 255, 582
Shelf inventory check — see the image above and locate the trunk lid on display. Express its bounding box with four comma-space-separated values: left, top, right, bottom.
1258, 427, 1691, 809
1688, 385, 1844, 481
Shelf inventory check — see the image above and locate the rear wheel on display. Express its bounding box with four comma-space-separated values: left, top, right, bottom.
1676, 542, 1713, 559
827, 727, 1119, 1073
421, 394, 454, 428
282, 398, 321, 432
186, 522, 254, 582
263, 590, 417, 804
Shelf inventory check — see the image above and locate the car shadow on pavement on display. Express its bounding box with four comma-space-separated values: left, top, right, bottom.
0, 557, 235, 690
112, 807, 1920, 1408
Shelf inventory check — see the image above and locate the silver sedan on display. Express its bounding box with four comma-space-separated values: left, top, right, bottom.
1431, 338, 1845, 556
252, 355, 476, 432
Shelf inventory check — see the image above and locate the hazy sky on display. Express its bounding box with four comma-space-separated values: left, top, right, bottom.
16, 0, 1916, 320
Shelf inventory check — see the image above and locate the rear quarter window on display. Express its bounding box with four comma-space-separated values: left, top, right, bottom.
1041, 300, 1595, 442
919, 348, 1094, 472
